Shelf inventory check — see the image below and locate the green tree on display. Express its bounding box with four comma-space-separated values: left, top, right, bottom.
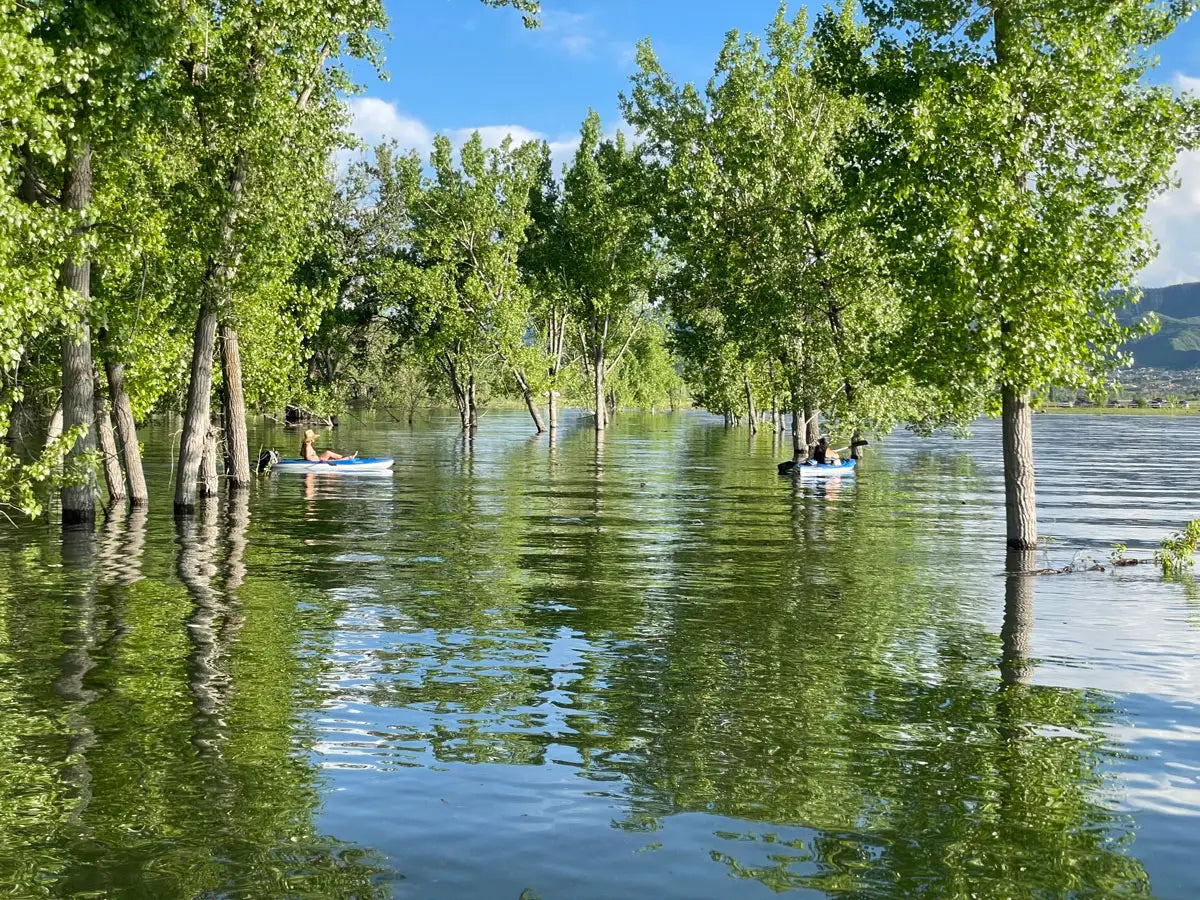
558, 111, 658, 432
836, 0, 1200, 548
625, 7, 923, 461
396, 133, 546, 432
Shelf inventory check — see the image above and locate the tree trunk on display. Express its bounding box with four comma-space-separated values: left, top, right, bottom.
219, 323, 251, 490
103, 353, 148, 506
44, 399, 64, 448
175, 155, 247, 514
514, 369, 546, 434
1002, 384, 1038, 550
593, 342, 607, 432
199, 424, 219, 498
441, 353, 468, 429
744, 376, 757, 435
93, 373, 125, 508
467, 369, 478, 430
850, 429, 865, 461
60, 144, 97, 527
791, 408, 802, 462
547, 307, 566, 431
176, 302, 219, 511
804, 404, 820, 457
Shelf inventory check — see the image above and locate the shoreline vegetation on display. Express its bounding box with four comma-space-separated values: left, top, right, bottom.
3, 0, 1199, 553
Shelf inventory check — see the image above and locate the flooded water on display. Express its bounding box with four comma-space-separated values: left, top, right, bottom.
1, 410, 1198, 898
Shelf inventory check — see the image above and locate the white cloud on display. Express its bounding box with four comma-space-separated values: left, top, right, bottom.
346, 97, 433, 152
528, 7, 635, 68
343, 98, 580, 172
537, 9, 596, 59
452, 124, 545, 149
1140, 73, 1200, 286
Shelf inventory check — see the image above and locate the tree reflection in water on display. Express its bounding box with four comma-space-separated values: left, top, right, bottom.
0, 504, 386, 897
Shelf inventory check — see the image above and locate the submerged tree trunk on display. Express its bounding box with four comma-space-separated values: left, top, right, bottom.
744, 376, 757, 435
593, 339, 607, 432
547, 307, 567, 431
219, 323, 251, 490
93, 373, 125, 508
103, 352, 148, 506
791, 408, 802, 462
1002, 384, 1038, 550
440, 352, 469, 429
514, 369, 546, 434
804, 404, 820, 458
199, 425, 219, 498
176, 302, 219, 511
175, 155, 247, 514
467, 369, 479, 430
60, 144, 97, 526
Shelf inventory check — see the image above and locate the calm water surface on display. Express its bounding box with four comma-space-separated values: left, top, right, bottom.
1, 411, 1199, 897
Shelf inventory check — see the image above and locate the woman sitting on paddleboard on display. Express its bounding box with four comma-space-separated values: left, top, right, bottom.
301, 429, 355, 462
813, 437, 840, 465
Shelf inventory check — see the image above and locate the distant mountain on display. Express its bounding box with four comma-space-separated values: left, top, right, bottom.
1119, 282, 1200, 370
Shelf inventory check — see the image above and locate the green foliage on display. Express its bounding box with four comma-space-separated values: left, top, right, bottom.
835, 0, 1200, 409
1156, 519, 1200, 575
624, 6, 925, 437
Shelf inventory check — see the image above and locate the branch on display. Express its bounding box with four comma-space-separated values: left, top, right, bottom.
297, 41, 332, 111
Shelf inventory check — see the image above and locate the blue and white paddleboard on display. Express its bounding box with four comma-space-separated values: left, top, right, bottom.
272, 457, 394, 474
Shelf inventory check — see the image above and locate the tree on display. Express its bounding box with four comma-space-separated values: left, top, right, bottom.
558, 111, 657, 432
397, 133, 546, 432
625, 8, 923, 461
170, 0, 387, 512
9, 0, 184, 524
839, 0, 1200, 548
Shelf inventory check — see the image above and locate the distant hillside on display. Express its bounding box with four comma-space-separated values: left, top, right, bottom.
1118, 282, 1200, 370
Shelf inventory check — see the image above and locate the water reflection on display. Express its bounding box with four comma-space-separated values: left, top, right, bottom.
1, 413, 1198, 897
0, 506, 385, 896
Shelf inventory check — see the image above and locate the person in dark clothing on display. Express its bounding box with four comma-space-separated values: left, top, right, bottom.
813, 436, 840, 465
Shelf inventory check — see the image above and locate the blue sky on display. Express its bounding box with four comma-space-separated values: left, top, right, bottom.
347, 0, 1200, 285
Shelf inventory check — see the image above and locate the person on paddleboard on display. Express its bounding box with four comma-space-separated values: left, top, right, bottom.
301, 429, 355, 463
813, 436, 841, 466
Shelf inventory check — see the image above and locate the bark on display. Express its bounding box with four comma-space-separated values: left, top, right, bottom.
804, 404, 820, 457
175, 155, 247, 514
60, 144, 97, 526
176, 302, 219, 511
219, 324, 251, 490
440, 352, 469, 429
744, 376, 757, 435
593, 339, 607, 432
467, 369, 478, 430
850, 429, 865, 461
514, 369, 546, 434
44, 400, 64, 448
1002, 384, 1038, 550
546, 307, 567, 431
1000, 550, 1036, 686
93, 373, 125, 508
199, 424, 219, 498
791, 408, 802, 462
102, 353, 148, 506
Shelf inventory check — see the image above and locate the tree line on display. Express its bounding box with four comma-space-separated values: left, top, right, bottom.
2, 0, 1197, 551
